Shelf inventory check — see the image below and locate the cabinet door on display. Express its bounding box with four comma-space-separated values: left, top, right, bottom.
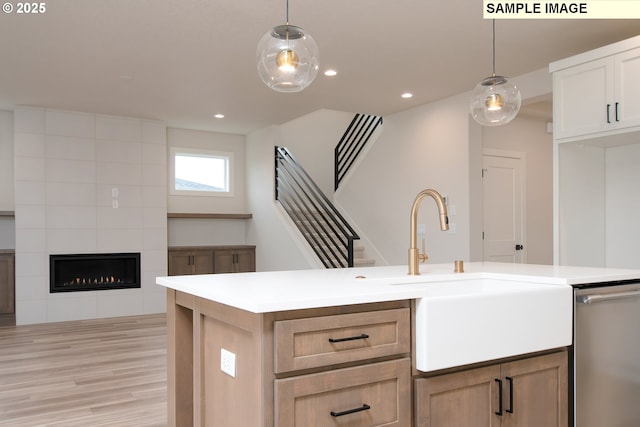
501, 351, 568, 427
275, 358, 411, 427
415, 364, 501, 427
168, 251, 194, 275
554, 57, 614, 140
233, 248, 255, 273
0, 253, 15, 314
168, 250, 213, 275
615, 47, 640, 129
213, 249, 235, 273
191, 251, 213, 274
214, 248, 255, 273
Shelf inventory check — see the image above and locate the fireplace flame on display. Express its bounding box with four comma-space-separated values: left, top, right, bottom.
65, 276, 123, 286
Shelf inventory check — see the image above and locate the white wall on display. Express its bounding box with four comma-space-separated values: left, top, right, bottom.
335, 94, 472, 265
246, 125, 314, 271
605, 141, 640, 268
245, 69, 552, 271
0, 110, 14, 210
0, 110, 15, 249
167, 127, 246, 214
279, 109, 355, 196
482, 115, 554, 265
14, 107, 167, 325
166, 127, 250, 247
557, 143, 606, 266
558, 134, 640, 269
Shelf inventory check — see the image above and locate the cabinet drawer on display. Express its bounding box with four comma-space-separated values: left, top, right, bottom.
274, 308, 410, 373
275, 358, 411, 427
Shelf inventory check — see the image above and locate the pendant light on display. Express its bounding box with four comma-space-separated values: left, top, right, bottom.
470, 20, 521, 126
256, 0, 319, 92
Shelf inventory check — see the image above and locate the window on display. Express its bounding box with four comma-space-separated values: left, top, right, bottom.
170, 148, 233, 196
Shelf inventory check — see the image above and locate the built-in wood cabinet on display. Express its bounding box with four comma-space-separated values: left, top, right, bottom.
213, 247, 255, 273
167, 246, 255, 275
168, 249, 214, 275
415, 350, 568, 427
553, 45, 640, 141
0, 251, 15, 315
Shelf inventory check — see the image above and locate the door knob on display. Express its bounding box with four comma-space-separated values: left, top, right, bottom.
515, 244, 524, 251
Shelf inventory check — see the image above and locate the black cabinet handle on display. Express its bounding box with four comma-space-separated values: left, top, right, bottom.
328, 333, 369, 343
615, 102, 620, 122
495, 379, 503, 416
515, 244, 524, 251
506, 376, 514, 414
607, 104, 611, 123
330, 403, 371, 417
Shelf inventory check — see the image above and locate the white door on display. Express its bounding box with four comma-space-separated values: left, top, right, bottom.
482, 153, 524, 263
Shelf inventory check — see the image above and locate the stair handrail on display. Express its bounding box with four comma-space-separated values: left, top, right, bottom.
275, 146, 359, 268
335, 114, 383, 190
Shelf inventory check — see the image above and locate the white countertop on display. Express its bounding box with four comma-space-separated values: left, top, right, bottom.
156, 262, 640, 313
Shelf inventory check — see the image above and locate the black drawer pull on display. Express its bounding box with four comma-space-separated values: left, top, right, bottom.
495, 379, 503, 416
330, 403, 371, 417
328, 333, 369, 343
506, 376, 514, 414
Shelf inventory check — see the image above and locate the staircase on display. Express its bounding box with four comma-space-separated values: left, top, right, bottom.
290, 211, 374, 268
275, 113, 382, 269
353, 244, 375, 267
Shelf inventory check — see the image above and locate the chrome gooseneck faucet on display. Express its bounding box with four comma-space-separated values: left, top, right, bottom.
408, 189, 449, 275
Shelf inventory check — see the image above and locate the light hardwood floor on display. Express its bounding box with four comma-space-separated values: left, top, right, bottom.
0, 314, 167, 427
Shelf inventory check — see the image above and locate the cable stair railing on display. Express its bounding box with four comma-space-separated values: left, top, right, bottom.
275, 146, 359, 268
335, 114, 383, 190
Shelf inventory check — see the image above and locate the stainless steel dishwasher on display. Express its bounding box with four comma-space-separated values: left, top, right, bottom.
573, 281, 640, 427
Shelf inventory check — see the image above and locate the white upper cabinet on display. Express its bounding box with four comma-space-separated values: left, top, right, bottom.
615, 48, 640, 128
553, 57, 612, 140
552, 39, 640, 142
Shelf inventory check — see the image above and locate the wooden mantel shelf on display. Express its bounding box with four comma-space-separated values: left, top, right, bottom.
167, 213, 252, 219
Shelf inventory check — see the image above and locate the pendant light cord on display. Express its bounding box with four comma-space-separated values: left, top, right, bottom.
285, 0, 289, 24
492, 19, 496, 77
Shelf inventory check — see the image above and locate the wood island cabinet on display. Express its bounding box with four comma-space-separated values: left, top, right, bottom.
167, 291, 411, 427
167, 246, 255, 276
415, 350, 568, 427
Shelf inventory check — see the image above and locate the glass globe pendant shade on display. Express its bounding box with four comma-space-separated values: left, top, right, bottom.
257, 24, 319, 92
470, 75, 521, 126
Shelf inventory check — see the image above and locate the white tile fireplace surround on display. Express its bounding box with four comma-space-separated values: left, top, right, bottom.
14, 107, 168, 325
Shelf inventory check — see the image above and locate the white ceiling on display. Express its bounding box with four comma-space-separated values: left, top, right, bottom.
0, 1, 638, 134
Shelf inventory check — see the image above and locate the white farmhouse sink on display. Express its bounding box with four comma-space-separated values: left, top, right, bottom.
415, 278, 572, 372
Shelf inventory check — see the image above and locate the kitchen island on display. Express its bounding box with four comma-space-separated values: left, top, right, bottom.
157, 262, 640, 427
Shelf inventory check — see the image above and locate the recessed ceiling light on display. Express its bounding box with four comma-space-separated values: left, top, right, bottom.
324, 69, 338, 77
401, 92, 413, 99
213, 114, 225, 119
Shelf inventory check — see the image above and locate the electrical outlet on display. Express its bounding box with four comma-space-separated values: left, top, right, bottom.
221, 348, 236, 378
112, 200, 118, 209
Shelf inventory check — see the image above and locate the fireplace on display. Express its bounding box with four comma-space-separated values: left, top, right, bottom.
50, 253, 141, 293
